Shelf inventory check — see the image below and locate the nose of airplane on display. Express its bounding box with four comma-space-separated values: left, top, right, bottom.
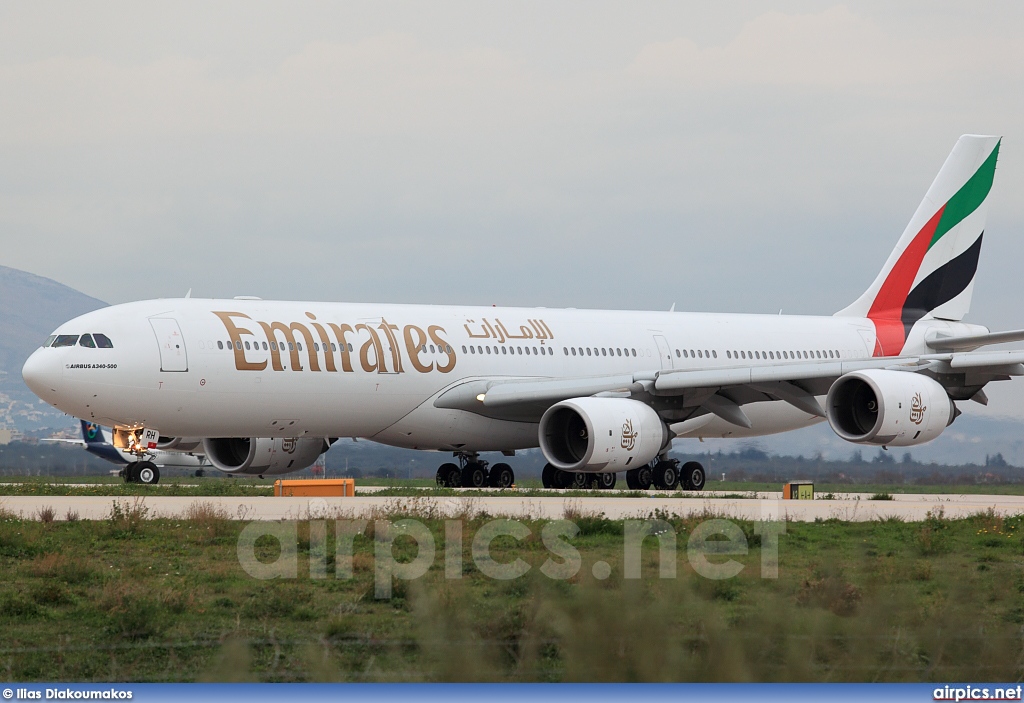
22, 348, 60, 399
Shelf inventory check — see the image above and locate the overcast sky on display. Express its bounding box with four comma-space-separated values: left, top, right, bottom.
3, 2, 1024, 415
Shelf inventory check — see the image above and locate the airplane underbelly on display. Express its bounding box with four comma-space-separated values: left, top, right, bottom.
689, 399, 824, 440
371, 401, 538, 452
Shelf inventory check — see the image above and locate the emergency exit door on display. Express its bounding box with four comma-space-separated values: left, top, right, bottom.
150, 318, 188, 372
653, 335, 674, 370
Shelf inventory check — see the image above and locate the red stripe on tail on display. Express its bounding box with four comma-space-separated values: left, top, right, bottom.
867, 205, 945, 356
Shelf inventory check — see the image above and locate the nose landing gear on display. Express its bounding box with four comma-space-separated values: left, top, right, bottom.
122, 460, 160, 485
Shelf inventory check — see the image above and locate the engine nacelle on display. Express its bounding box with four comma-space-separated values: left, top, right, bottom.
202, 437, 328, 476
539, 397, 668, 472
826, 369, 954, 447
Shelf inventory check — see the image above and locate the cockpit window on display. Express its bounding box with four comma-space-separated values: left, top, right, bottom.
44, 335, 57, 348
52, 335, 79, 347
93, 334, 113, 349
79, 334, 96, 348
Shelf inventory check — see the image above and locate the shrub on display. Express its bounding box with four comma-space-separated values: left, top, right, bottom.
101, 582, 160, 640
917, 508, 951, 556
0, 592, 43, 619
106, 498, 150, 538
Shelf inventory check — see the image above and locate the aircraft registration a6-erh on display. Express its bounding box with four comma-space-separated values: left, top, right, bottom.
22, 135, 1024, 489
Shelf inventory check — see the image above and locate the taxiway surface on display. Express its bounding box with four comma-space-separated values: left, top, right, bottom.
2, 490, 1022, 521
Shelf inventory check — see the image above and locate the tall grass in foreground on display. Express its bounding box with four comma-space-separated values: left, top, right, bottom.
2, 507, 1024, 681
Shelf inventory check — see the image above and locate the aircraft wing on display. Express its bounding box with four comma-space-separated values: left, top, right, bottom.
434, 349, 1024, 426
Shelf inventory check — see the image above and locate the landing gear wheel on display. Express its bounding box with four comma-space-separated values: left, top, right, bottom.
682, 461, 706, 491
653, 461, 678, 491
553, 468, 573, 489
437, 462, 461, 487
542, 463, 556, 489
597, 472, 617, 490
489, 463, 515, 488
462, 463, 487, 488
569, 471, 590, 489
136, 461, 160, 485
627, 464, 653, 490
625, 470, 638, 490
124, 462, 139, 483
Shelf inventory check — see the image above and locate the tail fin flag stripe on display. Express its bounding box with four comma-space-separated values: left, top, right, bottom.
930, 144, 999, 248
855, 137, 1000, 356
900, 232, 983, 334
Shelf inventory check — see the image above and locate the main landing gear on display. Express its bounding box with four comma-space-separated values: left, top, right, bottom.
540, 464, 619, 490
435, 453, 516, 489
121, 460, 160, 485
622, 457, 705, 492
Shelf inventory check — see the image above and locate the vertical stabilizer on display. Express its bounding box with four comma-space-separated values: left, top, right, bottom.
836, 134, 1000, 356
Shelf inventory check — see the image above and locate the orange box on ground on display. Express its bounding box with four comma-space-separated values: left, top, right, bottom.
782, 481, 814, 500
274, 478, 355, 497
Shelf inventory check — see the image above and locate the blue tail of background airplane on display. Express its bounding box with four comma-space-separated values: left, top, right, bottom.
80, 421, 106, 445
79, 421, 128, 464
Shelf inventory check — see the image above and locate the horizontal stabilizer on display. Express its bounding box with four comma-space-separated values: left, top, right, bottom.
927, 328, 1024, 351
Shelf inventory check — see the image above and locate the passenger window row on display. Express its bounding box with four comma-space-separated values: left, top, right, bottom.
45, 334, 114, 349
564, 347, 638, 357
676, 348, 717, 359
219, 339, 357, 353
725, 349, 840, 360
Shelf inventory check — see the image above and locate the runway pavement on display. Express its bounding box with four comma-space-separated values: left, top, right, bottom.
2, 490, 1024, 521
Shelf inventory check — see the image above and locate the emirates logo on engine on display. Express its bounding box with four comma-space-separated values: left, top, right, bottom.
620, 419, 638, 451
909, 392, 927, 425
282, 438, 298, 454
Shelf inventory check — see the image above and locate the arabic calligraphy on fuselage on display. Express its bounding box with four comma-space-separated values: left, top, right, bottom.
463, 318, 554, 343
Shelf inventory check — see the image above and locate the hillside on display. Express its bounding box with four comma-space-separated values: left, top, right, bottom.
0, 265, 106, 430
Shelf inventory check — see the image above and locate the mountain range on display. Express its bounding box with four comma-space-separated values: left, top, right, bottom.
0, 265, 106, 431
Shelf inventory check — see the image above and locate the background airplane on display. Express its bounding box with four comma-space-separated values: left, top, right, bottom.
44, 420, 208, 484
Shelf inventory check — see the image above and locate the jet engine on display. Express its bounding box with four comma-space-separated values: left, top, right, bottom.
539, 397, 668, 472
826, 369, 955, 447
202, 437, 329, 476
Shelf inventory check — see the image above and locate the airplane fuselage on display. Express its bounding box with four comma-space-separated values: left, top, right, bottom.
22, 298, 983, 452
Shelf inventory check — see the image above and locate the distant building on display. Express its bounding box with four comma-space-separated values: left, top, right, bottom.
0, 429, 12, 445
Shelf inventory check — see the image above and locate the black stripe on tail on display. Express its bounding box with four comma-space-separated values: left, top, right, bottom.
901, 232, 983, 335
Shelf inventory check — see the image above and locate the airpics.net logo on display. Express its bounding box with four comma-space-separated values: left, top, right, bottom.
234, 501, 787, 599
933, 684, 1023, 701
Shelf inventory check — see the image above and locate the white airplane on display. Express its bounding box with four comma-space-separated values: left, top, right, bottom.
22, 135, 1023, 491
43, 419, 208, 483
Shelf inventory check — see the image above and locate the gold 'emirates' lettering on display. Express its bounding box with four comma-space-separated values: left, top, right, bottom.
213, 312, 268, 371
214, 311, 457, 375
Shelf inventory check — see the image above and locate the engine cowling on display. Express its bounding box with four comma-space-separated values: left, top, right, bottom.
202, 437, 328, 475
826, 369, 954, 447
539, 397, 668, 472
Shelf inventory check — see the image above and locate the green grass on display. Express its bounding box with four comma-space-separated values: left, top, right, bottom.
3, 503, 1024, 681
